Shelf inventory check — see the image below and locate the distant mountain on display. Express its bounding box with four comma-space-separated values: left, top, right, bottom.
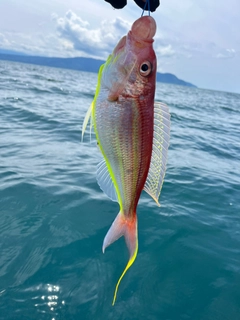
0, 53, 104, 73
0, 52, 196, 88
0, 49, 28, 56
156, 73, 195, 87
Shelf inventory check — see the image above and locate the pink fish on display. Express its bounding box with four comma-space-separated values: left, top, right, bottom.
82, 15, 170, 304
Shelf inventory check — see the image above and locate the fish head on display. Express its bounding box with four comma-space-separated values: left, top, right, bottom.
101, 16, 157, 101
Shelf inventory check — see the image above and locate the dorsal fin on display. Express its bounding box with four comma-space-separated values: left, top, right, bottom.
144, 101, 171, 205
97, 160, 118, 202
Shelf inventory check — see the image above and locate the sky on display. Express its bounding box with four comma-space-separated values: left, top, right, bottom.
0, 0, 239, 93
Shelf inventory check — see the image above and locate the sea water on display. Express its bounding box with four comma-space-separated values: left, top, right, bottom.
0, 60, 240, 320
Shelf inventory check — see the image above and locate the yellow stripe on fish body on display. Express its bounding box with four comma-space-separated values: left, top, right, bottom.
92, 62, 123, 209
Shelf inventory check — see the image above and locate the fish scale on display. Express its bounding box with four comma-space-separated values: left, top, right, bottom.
95, 98, 153, 211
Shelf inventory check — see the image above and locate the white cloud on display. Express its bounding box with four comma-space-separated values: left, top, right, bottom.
156, 44, 175, 58
53, 10, 131, 58
0, 31, 68, 57
0, 33, 10, 47
216, 49, 236, 59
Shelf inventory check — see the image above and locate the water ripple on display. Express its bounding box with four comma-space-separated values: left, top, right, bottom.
0, 60, 240, 320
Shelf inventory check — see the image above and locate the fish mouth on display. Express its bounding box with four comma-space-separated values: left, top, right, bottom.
131, 16, 156, 42
113, 16, 156, 56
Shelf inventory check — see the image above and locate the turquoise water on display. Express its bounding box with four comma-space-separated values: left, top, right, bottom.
0, 60, 240, 320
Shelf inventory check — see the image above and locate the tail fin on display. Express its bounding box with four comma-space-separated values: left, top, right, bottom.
102, 212, 138, 305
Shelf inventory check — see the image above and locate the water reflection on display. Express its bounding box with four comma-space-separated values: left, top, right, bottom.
34, 283, 65, 317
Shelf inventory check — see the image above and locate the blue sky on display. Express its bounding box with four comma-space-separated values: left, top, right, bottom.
0, 0, 239, 93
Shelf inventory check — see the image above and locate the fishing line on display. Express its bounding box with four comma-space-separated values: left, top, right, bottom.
141, 0, 151, 16
148, 0, 150, 15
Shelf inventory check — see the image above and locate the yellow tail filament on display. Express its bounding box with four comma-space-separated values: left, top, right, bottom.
112, 241, 138, 305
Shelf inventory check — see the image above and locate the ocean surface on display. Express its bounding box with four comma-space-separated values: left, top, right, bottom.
0, 60, 240, 320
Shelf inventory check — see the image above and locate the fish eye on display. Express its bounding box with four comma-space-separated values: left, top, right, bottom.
139, 61, 152, 76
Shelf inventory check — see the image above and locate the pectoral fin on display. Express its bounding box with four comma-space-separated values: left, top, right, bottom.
97, 160, 118, 202
82, 63, 105, 141
81, 102, 93, 141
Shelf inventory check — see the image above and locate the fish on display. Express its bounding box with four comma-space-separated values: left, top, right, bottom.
82, 15, 171, 305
